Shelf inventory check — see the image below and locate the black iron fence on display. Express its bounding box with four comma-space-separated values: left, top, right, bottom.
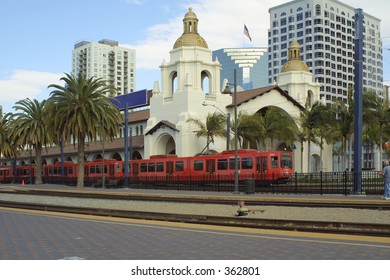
10, 170, 381, 195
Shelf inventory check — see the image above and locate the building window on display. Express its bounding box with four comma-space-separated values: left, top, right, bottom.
315, 4, 321, 16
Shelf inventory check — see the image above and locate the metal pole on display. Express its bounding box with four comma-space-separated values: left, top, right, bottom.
124, 102, 129, 187
233, 69, 239, 194
353, 8, 363, 194
226, 112, 230, 150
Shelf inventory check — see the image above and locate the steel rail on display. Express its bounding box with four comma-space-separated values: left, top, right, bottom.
0, 200, 390, 237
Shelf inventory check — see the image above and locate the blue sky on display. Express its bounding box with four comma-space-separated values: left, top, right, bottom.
1, 0, 390, 113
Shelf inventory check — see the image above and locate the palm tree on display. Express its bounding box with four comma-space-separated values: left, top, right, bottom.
363, 91, 390, 167
251, 107, 296, 151
11, 98, 52, 184
47, 73, 121, 187
312, 104, 337, 171
333, 89, 354, 171
0, 108, 17, 162
233, 111, 263, 149
187, 112, 227, 153
298, 100, 323, 172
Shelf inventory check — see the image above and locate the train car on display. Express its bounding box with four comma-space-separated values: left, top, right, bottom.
44, 161, 77, 177
84, 159, 125, 187
15, 164, 36, 184
128, 149, 294, 186
0, 166, 14, 183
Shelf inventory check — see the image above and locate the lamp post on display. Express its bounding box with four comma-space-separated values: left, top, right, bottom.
202, 101, 230, 150
222, 69, 239, 194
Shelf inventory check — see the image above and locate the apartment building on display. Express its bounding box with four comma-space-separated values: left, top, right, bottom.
72, 39, 136, 95
268, 0, 383, 105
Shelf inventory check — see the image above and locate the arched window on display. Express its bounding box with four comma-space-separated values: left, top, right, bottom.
172, 72, 178, 95
201, 70, 210, 95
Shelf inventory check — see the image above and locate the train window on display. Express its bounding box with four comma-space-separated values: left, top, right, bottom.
175, 161, 184, 172
140, 163, 147, 173
148, 162, 155, 172
116, 163, 121, 173
156, 162, 164, 172
271, 156, 278, 168
90, 166, 96, 174
194, 160, 204, 171
229, 158, 240, 170
68, 167, 73, 175
242, 157, 253, 169
217, 159, 228, 170
281, 155, 293, 168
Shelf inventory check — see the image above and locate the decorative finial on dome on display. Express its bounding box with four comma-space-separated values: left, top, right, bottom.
280, 40, 310, 73
173, 8, 208, 49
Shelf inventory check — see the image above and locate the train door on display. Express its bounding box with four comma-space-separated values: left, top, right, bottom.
206, 159, 215, 174
256, 156, 268, 180
132, 163, 139, 175
166, 161, 174, 175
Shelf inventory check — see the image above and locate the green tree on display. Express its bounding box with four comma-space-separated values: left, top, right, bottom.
187, 112, 227, 153
333, 90, 354, 171
11, 98, 52, 184
48, 73, 121, 187
298, 100, 322, 172
363, 91, 390, 167
0, 108, 17, 162
312, 104, 337, 171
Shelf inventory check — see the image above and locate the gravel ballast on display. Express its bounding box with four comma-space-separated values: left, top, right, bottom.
1, 193, 390, 224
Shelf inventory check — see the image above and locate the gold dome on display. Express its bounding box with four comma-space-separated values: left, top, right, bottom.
173, 7, 208, 49
281, 40, 310, 73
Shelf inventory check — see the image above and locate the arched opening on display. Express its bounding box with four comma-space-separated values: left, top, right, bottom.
154, 134, 176, 155
311, 154, 321, 172
132, 151, 142, 159
112, 152, 122, 161
201, 70, 211, 95
172, 72, 178, 95
307, 90, 314, 106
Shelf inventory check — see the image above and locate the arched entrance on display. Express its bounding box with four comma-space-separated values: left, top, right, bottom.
155, 133, 176, 155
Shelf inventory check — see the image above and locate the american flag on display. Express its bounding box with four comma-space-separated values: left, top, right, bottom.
244, 24, 252, 41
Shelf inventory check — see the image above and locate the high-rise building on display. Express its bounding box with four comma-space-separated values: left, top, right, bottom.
268, 0, 383, 104
212, 48, 268, 90
72, 39, 136, 95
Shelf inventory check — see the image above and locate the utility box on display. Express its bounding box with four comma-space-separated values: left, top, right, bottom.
244, 178, 255, 194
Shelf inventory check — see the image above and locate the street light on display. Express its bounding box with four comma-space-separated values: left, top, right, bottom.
202, 101, 230, 150
222, 69, 239, 194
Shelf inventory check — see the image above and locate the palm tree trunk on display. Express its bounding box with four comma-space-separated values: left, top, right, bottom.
300, 142, 304, 173
77, 137, 85, 187
307, 140, 311, 173
35, 144, 43, 185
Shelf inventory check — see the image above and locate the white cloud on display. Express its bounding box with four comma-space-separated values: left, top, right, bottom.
0, 70, 63, 112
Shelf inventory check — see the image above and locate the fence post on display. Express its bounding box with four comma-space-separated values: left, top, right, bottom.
320, 171, 323, 195
344, 170, 347, 196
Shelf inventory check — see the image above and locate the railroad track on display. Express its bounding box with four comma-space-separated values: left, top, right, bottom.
1, 187, 390, 210
1, 198, 390, 237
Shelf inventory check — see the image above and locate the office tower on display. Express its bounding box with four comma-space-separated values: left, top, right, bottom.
213, 48, 268, 90
72, 39, 136, 95
268, 0, 383, 104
